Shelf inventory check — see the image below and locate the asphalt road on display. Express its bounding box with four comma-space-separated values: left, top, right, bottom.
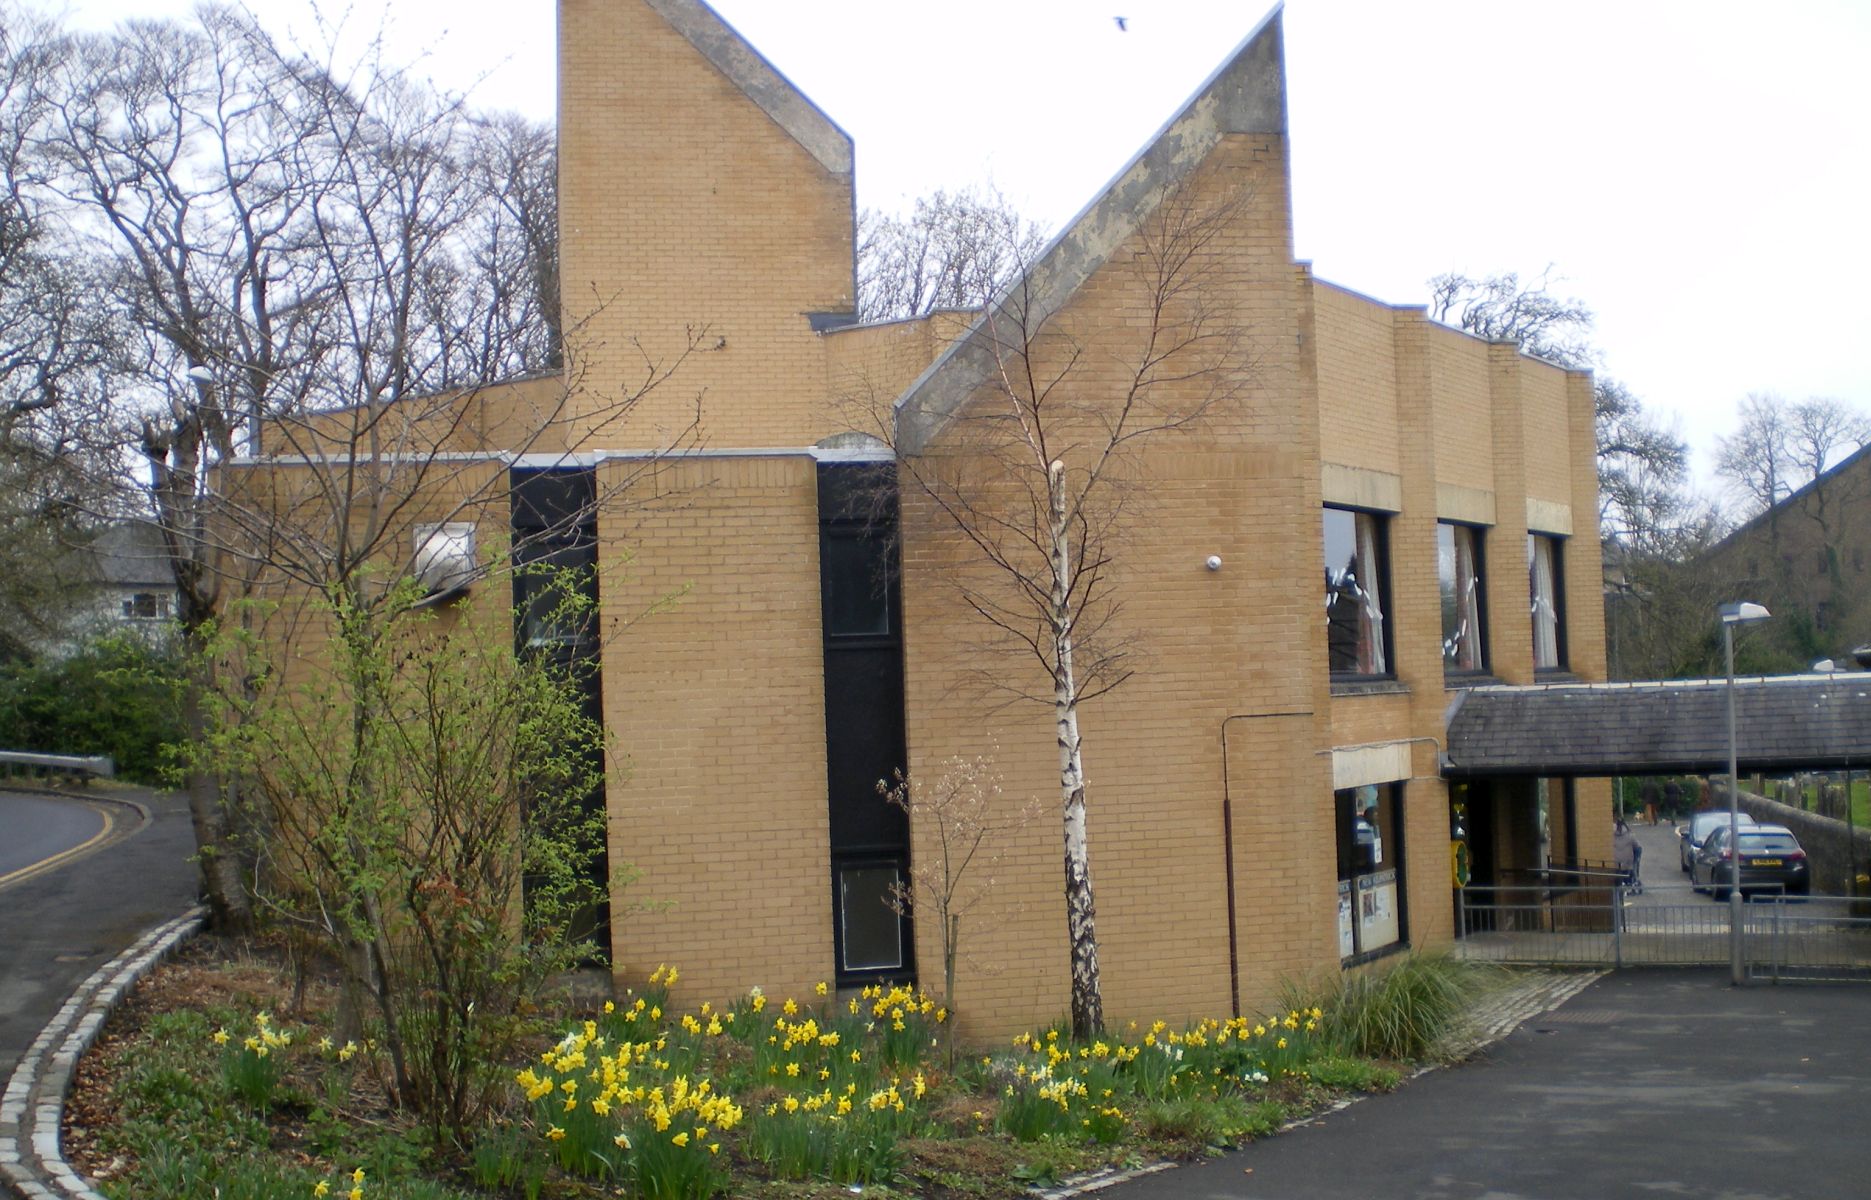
0, 787, 199, 1082
1109, 967, 1871, 1200
0, 791, 108, 880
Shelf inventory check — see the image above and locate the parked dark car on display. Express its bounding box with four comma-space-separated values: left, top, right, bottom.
1679, 810, 1760, 872
1691, 823, 1810, 898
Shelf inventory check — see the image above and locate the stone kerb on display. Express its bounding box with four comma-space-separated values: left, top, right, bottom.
0, 907, 206, 1200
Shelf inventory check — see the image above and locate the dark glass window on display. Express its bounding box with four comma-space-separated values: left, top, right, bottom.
1335, 783, 1407, 961
1324, 507, 1392, 677
837, 864, 906, 972
823, 533, 891, 637
122, 592, 168, 620
1528, 533, 1567, 670
1438, 522, 1487, 673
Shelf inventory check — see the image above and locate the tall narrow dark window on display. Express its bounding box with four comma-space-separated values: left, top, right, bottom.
1324, 506, 1392, 678
1528, 533, 1566, 671
819, 465, 913, 986
510, 468, 608, 952
1438, 522, 1488, 674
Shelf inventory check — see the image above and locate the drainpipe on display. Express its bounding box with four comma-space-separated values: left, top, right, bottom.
1219, 711, 1312, 1018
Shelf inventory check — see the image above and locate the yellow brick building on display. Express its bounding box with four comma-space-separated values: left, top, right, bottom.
250, 0, 1613, 1037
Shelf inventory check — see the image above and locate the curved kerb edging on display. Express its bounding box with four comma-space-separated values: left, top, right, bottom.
0, 906, 207, 1200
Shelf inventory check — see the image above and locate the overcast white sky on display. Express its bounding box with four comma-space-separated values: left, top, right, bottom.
65, 0, 1871, 490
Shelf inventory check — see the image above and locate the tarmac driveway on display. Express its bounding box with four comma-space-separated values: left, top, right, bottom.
1109, 968, 1871, 1200
0, 787, 198, 1082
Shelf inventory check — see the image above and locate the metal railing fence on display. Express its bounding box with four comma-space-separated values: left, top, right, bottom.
1454, 885, 1871, 980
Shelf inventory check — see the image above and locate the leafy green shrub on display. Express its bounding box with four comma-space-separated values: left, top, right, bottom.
0, 632, 182, 782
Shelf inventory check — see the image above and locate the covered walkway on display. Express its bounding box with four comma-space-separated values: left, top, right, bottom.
1443, 672, 1871, 778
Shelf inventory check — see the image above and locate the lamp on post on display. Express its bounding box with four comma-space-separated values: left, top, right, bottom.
1719, 600, 1770, 985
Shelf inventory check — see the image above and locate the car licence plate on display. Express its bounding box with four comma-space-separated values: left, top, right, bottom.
1751, 858, 1782, 867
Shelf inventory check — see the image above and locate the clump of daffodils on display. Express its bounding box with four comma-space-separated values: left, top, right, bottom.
518, 1017, 743, 1180
216, 1012, 292, 1109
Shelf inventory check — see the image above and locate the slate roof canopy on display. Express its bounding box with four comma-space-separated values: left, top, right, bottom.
1444, 675, 1871, 777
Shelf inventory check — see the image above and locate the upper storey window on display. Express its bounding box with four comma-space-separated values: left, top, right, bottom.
1529, 533, 1567, 670
1324, 506, 1392, 678
1438, 522, 1487, 674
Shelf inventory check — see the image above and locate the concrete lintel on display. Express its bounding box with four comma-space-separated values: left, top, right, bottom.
1322, 463, 1403, 513
1437, 482, 1495, 526
1332, 741, 1413, 790
1525, 497, 1572, 537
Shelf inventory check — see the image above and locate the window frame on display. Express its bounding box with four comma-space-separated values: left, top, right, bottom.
1528, 532, 1568, 672
1323, 505, 1396, 682
830, 857, 915, 982
1334, 782, 1409, 965
1437, 521, 1489, 676
122, 592, 170, 621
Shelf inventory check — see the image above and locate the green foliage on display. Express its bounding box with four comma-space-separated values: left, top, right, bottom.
191, 573, 615, 1139
0, 632, 182, 782
93, 1004, 476, 1200
468, 1127, 546, 1200
746, 1108, 902, 1184
1305, 1055, 1402, 1092
1133, 1095, 1269, 1146
995, 1082, 1081, 1142
1287, 953, 1500, 1061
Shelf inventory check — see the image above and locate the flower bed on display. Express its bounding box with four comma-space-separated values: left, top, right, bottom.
64, 939, 1466, 1199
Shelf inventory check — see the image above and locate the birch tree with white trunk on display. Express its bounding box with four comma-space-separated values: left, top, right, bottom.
885, 180, 1252, 1039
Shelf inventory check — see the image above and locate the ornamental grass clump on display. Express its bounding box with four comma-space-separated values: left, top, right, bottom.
1288, 952, 1499, 1061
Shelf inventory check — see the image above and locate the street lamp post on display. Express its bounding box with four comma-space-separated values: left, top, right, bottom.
1719, 600, 1770, 985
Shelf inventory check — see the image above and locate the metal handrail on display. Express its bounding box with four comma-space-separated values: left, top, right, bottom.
0, 750, 115, 779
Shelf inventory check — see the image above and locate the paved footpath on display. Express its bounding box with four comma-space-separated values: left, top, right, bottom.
1103, 967, 1871, 1200
0, 788, 199, 1083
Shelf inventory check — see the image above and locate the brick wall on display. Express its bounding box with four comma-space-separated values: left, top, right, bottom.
595, 453, 837, 1003
559, 0, 857, 451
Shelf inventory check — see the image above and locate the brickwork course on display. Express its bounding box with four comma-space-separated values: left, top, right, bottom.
228, 0, 1614, 1037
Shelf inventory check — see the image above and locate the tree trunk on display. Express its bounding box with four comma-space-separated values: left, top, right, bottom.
181, 674, 254, 935
1050, 461, 1104, 1040
944, 911, 959, 1071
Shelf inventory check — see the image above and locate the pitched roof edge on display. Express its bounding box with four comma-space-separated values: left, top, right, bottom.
893, 4, 1287, 456
645, 0, 853, 177
1707, 437, 1871, 557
